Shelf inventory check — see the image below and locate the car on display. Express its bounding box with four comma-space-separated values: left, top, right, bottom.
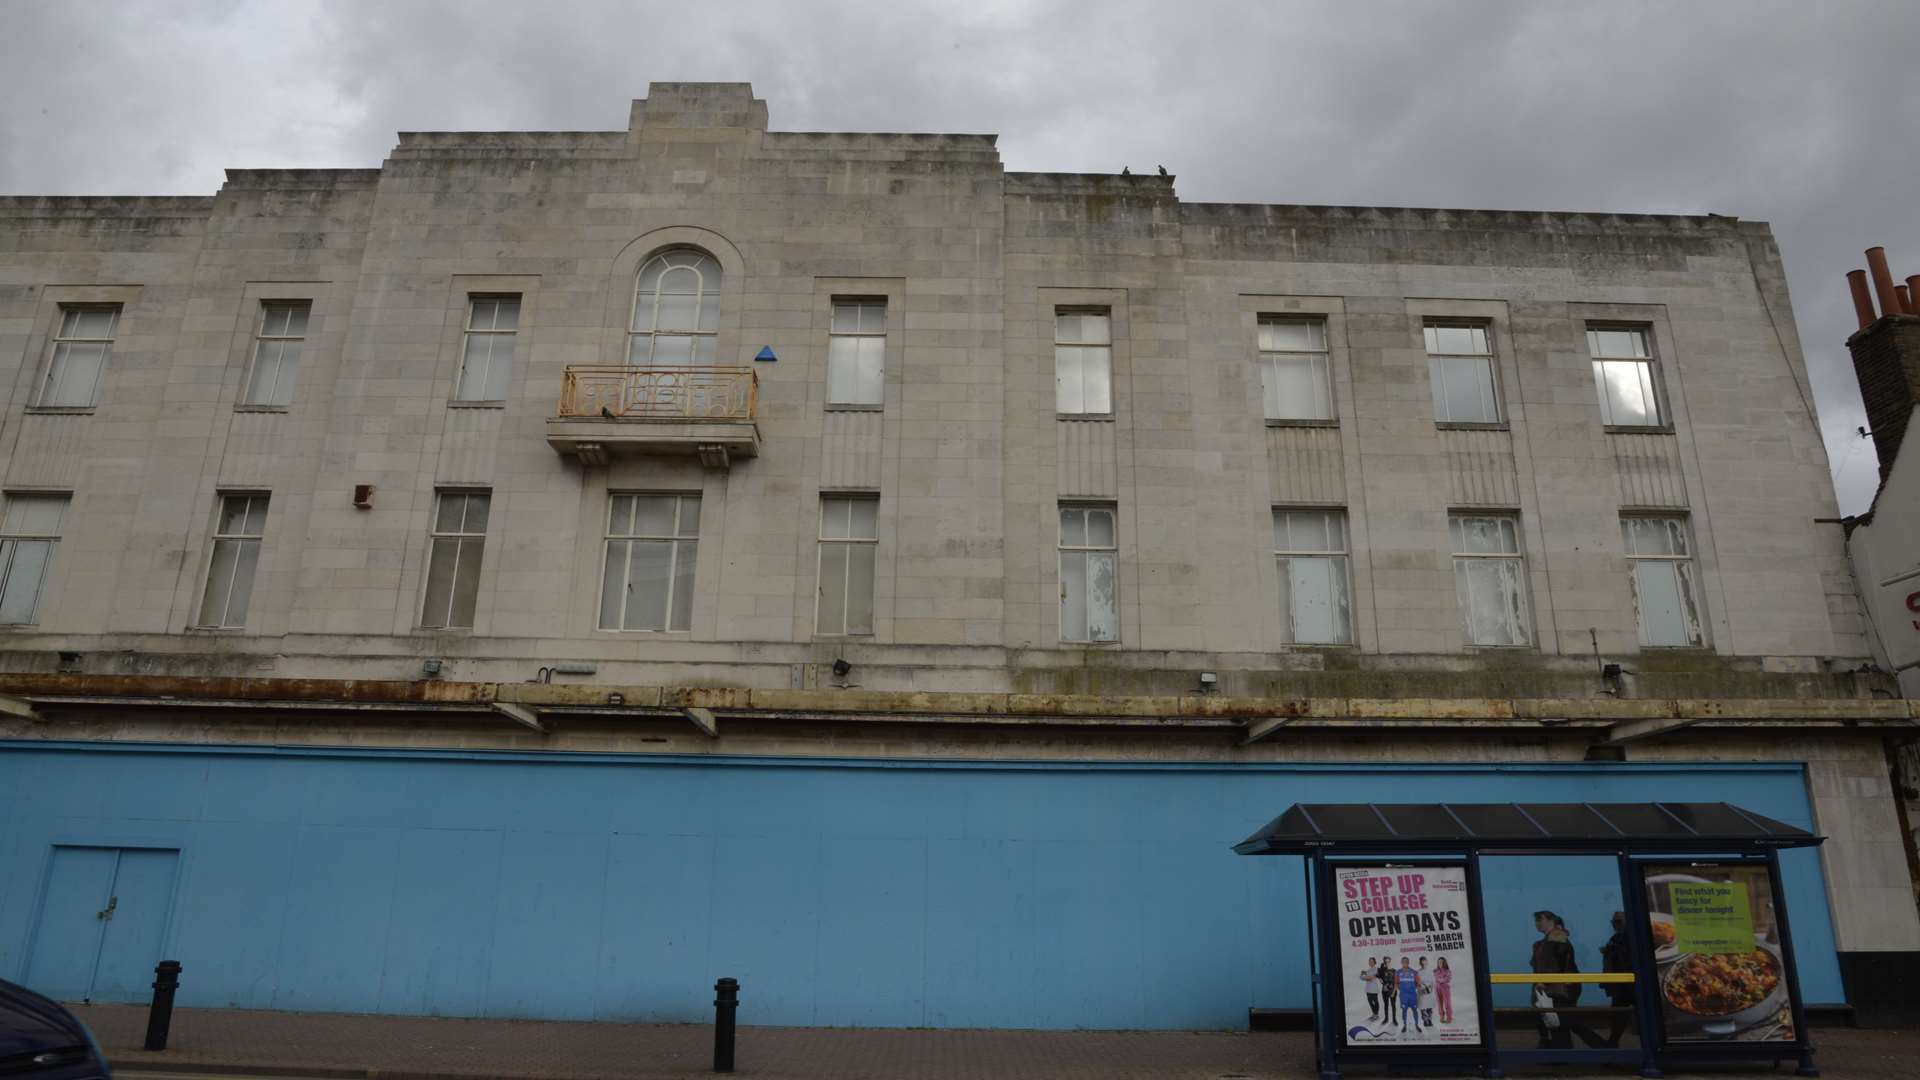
0, 978, 111, 1079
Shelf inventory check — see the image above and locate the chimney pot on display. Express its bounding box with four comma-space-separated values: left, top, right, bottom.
1866, 247, 1900, 324
1848, 269, 1877, 329
1899, 285, 1914, 316
1907, 276, 1920, 314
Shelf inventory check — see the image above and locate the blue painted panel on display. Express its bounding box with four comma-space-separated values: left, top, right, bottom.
597, 832, 712, 1022
90, 848, 179, 1002
486, 831, 608, 1019
23, 847, 114, 1000
377, 829, 500, 1017
0, 743, 1849, 1030
270, 826, 401, 1013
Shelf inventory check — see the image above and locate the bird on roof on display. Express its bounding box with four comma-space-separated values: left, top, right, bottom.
1157, 165, 1168, 177
601, 406, 616, 419
1121, 167, 1130, 175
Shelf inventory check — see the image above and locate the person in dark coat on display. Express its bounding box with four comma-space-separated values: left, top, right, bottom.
1376, 957, 1396, 1024
1601, 910, 1636, 1046
1531, 910, 1607, 1050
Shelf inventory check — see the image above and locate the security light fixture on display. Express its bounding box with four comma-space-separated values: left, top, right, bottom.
831, 658, 852, 678
607, 692, 625, 706
1198, 672, 1219, 692
56, 651, 81, 673
421, 658, 443, 677
353, 484, 375, 509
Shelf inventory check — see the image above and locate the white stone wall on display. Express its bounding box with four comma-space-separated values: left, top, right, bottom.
0, 83, 1867, 688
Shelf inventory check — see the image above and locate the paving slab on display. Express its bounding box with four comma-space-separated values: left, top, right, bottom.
67, 1004, 1920, 1080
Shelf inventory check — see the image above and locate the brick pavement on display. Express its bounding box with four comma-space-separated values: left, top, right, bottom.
71, 1004, 1920, 1080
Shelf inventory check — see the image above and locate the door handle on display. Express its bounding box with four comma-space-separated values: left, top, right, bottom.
96, 896, 116, 921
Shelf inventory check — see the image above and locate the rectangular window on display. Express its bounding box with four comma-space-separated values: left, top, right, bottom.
817, 496, 878, 635
1589, 325, 1662, 427
1059, 504, 1118, 642
1450, 513, 1531, 646
38, 306, 119, 408
1054, 311, 1113, 415
826, 300, 885, 407
1622, 515, 1704, 647
456, 295, 519, 402
1274, 509, 1352, 644
422, 491, 489, 629
1259, 318, 1333, 421
241, 302, 309, 407
599, 494, 699, 632
0, 494, 68, 624
1425, 322, 1500, 424
197, 494, 269, 628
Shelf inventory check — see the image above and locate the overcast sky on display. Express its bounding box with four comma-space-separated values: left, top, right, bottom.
3, 0, 1914, 512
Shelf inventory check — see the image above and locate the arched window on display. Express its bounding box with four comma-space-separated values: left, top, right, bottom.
629, 249, 721, 366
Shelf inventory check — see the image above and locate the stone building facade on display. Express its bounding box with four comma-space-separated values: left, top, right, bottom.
1, 83, 1914, 1030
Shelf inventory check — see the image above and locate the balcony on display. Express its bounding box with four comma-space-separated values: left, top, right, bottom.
546, 365, 760, 468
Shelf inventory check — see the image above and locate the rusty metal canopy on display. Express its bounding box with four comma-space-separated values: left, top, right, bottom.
1231, 802, 1821, 855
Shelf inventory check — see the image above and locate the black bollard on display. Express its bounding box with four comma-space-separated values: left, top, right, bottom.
713, 977, 739, 1073
144, 960, 182, 1051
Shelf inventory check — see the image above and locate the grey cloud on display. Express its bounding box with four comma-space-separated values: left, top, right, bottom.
4, 0, 1913, 511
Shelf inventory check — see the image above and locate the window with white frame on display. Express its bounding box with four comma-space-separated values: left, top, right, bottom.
826, 300, 886, 407
1259, 318, 1333, 421
197, 494, 269, 628
1274, 509, 1352, 644
241, 302, 308, 407
1054, 311, 1113, 415
455, 295, 519, 401
1059, 504, 1118, 642
1622, 515, 1704, 647
1449, 513, 1531, 646
599, 494, 699, 632
422, 491, 489, 629
0, 494, 69, 624
817, 496, 878, 635
38, 306, 119, 408
628, 250, 721, 366
1425, 322, 1500, 424
1589, 325, 1663, 428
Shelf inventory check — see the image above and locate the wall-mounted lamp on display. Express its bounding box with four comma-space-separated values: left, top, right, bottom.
831, 658, 852, 678
56, 651, 81, 673
353, 484, 375, 509
421, 658, 444, 678
1197, 672, 1219, 693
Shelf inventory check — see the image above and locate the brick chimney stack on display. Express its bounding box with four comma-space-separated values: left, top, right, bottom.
1845, 246, 1920, 481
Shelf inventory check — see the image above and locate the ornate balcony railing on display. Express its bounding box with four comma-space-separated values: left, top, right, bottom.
557, 365, 757, 421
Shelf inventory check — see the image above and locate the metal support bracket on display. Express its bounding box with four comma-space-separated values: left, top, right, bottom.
1601, 713, 1706, 746
491, 701, 548, 734
0, 693, 42, 721
1242, 716, 1290, 746
684, 706, 719, 738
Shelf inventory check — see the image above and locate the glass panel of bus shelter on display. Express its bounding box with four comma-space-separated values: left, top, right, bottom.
1300, 804, 1396, 839
1517, 804, 1621, 838
1447, 803, 1542, 839
1375, 804, 1458, 839
1477, 855, 1640, 1048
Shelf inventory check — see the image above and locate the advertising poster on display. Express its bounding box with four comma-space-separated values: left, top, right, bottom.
1334, 865, 1482, 1046
1642, 863, 1794, 1042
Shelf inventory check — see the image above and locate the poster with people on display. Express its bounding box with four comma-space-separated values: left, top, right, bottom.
1642, 863, 1795, 1042
1334, 865, 1482, 1046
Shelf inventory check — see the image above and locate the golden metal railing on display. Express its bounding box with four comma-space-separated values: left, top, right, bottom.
557, 365, 757, 421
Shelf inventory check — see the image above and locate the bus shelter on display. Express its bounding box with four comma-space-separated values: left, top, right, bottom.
1233, 803, 1822, 1079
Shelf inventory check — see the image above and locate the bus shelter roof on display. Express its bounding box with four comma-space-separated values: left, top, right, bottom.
1231, 802, 1821, 855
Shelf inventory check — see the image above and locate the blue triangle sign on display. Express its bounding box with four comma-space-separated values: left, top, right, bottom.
754, 346, 778, 362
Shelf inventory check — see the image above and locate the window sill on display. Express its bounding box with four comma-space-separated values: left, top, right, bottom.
0, 623, 42, 630
185, 625, 248, 633
416, 626, 475, 635
1266, 418, 1340, 429
1435, 421, 1509, 432
1603, 424, 1675, 435
1464, 643, 1535, 651
1059, 638, 1123, 647
825, 404, 884, 413
233, 404, 290, 414
447, 399, 507, 409
1056, 413, 1116, 422
1282, 641, 1357, 650
593, 629, 692, 635
23, 406, 95, 416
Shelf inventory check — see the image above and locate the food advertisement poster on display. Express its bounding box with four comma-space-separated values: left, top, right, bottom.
1334, 865, 1482, 1046
1643, 863, 1794, 1042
